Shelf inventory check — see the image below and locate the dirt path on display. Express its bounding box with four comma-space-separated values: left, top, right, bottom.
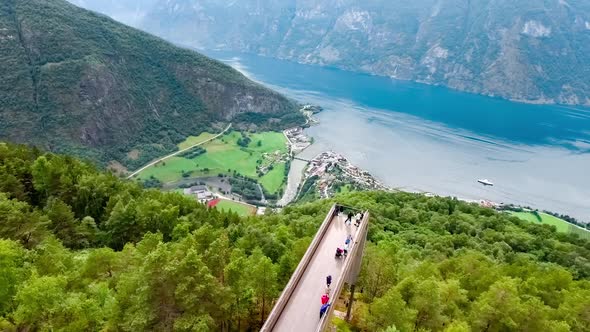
127, 123, 232, 179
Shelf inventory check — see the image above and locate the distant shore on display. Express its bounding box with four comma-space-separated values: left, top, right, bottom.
211, 50, 590, 223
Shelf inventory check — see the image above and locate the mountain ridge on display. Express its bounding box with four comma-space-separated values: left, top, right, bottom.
69, 0, 590, 106
0, 0, 302, 170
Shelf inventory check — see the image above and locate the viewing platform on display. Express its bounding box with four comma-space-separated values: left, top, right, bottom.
261, 204, 369, 332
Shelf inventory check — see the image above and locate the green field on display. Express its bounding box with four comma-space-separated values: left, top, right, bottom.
510, 211, 590, 239
137, 131, 288, 193
258, 162, 287, 194
215, 199, 256, 216
177, 132, 216, 150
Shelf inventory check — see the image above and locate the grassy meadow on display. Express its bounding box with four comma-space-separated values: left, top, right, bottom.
177, 132, 216, 150
510, 211, 590, 240
214, 199, 257, 216
137, 131, 288, 194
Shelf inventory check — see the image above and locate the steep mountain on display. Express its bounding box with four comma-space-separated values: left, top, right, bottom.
68, 0, 157, 27
70, 0, 590, 105
0, 0, 301, 171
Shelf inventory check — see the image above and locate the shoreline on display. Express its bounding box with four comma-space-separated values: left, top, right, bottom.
278, 106, 318, 206
204, 50, 590, 224
281, 117, 590, 228
202, 48, 590, 108
280, 107, 392, 205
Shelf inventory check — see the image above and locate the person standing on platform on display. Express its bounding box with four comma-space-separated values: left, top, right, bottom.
345, 212, 353, 225
326, 275, 332, 288
345, 234, 352, 245
355, 213, 363, 227
320, 303, 330, 319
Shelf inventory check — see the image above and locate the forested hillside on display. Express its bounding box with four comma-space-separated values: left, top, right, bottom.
0, 0, 301, 171
70, 0, 590, 105
0, 143, 589, 331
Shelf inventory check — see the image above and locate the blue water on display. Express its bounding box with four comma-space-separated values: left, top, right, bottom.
204, 50, 590, 151
203, 49, 590, 221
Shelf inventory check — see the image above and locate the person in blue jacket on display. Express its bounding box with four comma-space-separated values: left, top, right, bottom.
320, 303, 330, 319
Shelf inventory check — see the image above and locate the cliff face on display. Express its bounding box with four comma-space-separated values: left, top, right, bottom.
71, 0, 590, 105
0, 0, 301, 168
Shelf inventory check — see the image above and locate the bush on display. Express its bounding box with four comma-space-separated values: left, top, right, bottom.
179, 147, 207, 159
230, 176, 262, 200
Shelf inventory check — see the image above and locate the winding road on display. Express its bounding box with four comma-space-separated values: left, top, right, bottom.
126, 123, 232, 179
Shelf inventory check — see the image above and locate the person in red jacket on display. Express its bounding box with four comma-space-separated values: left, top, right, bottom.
321, 293, 329, 305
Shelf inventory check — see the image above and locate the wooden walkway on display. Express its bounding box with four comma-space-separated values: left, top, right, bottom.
261, 205, 369, 332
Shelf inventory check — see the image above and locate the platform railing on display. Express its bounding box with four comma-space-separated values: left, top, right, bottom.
260, 204, 338, 332
315, 211, 370, 332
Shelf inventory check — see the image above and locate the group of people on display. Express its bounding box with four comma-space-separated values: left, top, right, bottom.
336, 234, 354, 258
344, 211, 364, 227
319, 275, 332, 319
322, 207, 365, 319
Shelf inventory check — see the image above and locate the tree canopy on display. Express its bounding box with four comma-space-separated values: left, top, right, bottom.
0, 142, 589, 331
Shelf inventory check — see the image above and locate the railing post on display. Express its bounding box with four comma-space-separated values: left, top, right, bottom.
345, 284, 356, 321
261, 204, 338, 331
316, 211, 370, 332
344, 214, 368, 322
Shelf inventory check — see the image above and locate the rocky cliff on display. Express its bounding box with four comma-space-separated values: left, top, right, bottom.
70, 0, 590, 105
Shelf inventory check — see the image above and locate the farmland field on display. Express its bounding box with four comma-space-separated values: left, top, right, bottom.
214, 199, 257, 216
509, 211, 590, 239
177, 132, 216, 150
258, 162, 287, 194
137, 131, 288, 194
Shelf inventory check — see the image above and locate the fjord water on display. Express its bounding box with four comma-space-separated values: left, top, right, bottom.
204, 50, 590, 221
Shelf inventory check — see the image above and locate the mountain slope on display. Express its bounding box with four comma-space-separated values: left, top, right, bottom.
0, 0, 301, 170
70, 0, 590, 105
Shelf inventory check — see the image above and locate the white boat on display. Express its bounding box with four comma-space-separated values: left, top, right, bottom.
477, 179, 494, 186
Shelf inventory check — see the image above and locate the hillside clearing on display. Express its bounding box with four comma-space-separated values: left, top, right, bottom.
214, 199, 257, 216
137, 131, 288, 194
177, 132, 216, 150
509, 211, 590, 239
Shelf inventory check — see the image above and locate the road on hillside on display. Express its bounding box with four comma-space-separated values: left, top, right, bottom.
127, 123, 232, 179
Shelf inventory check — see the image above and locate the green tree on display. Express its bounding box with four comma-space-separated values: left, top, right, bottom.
363, 287, 417, 331
0, 194, 48, 248
80, 247, 120, 282
443, 320, 470, 332
0, 240, 26, 315
45, 197, 79, 247
103, 199, 142, 249
556, 287, 590, 331
408, 278, 448, 330
205, 232, 231, 283
359, 242, 399, 301
13, 274, 67, 330
248, 248, 278, 326
469, 277, 524, 331
225, 251, 254, 331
